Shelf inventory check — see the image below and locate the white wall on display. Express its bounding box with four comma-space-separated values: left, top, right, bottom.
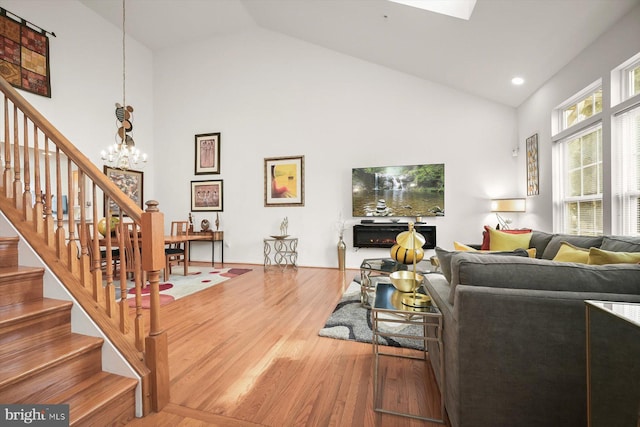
517, 3, 640, 234
1, 1, 520, 269
0, 0, 155, 213
153, 28, 519, 268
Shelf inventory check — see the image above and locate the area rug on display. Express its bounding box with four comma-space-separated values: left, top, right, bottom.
318, 279, 424, 350
125, 267, 251, 308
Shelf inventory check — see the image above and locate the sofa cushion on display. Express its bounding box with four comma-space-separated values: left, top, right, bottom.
553, 241, 590, 263
541, 234, 603, 259
454, 240, 537, 258
600, 235, 640, 253
588, 247, 640, 265
436, 246, 529, 287
447, 252, 640, 306
488, 227, 533, 251
481, 226, 533, 250
529, 230, 554, 259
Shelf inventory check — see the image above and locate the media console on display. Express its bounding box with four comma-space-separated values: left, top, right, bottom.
353, 223, 436, 249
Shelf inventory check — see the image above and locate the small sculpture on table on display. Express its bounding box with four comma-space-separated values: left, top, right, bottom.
201, 218, 210, 232
280, 217, 288, 236
390, 222, 430, 308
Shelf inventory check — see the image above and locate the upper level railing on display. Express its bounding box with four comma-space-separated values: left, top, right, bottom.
0, 77, 168, 415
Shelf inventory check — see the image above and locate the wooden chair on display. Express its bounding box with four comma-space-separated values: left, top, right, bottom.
116, 221, 143, 281
164, 221, 189, 282
78, 222, 120, 274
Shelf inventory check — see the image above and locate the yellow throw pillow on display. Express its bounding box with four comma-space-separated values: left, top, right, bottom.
587, 247, 640, 265
453, 241, 476, 251
453, 241, 536, 257
553, 241, 590, 263
488, 228, 533, 251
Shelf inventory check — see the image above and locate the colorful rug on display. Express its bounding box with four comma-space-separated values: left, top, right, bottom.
125, 267, 251, 308
318, 279, 424, 350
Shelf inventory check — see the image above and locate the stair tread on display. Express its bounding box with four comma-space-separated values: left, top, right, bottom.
45, 372, 137, 421
0, 298, 72, 326
0, 333, 104, 387
0, 265, 45, 277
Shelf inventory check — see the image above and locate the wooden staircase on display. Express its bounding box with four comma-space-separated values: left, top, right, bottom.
0, 236, 138, 425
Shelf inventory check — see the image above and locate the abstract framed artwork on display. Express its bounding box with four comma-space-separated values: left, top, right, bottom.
191, 179, 223, 212
526, 133, 539, 196
103, 166, 144, 216
264, 155, 305, 207
195, 132, 220, 174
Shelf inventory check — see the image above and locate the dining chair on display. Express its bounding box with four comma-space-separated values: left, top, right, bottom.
164, 221, 189, 282
78, 222, 120, 274
116, 221, 143, 281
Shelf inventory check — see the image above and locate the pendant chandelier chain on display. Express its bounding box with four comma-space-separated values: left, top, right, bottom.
122, 0, 126, 122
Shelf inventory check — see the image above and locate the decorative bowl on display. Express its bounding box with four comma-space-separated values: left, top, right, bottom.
389, 270, 423, 293
270, 235, 289, 240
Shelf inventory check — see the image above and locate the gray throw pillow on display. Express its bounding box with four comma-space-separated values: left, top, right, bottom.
601, 235, 640, 253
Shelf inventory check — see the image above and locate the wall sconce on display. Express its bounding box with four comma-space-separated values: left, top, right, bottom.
491, 198, 526, 229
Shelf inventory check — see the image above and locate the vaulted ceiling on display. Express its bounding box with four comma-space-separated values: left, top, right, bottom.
79, 0, 640, 107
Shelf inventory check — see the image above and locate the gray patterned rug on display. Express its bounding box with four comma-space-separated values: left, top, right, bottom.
318, 280, 424, 350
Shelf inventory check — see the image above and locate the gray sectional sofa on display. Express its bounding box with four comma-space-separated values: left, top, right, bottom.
424, 231, 640, 427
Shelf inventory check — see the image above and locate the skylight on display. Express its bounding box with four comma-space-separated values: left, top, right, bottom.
388, 0, 477, 20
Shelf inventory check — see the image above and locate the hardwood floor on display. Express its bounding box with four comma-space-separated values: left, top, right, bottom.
126, 263, 448, 427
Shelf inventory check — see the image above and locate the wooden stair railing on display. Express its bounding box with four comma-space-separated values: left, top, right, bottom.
0, 76, 169, 415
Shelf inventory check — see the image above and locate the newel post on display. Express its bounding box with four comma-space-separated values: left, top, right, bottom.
140, 200, 170, 412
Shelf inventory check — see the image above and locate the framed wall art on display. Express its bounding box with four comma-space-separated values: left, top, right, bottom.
191, 179, 223, 212
0, 8, 52, 97
526, 133, 539, 196
104, 166, 144, 215
195, 132, 220, 174
264, 155, 305, 207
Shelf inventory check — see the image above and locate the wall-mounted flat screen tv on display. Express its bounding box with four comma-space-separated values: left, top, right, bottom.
352, 163, 444, 217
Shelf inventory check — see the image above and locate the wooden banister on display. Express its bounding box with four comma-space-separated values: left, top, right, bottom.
0, 75, 167, 416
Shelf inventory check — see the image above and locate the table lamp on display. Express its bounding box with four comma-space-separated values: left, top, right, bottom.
491, 198, 526, 230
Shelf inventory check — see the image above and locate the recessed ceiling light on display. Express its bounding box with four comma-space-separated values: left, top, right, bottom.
511, 77, 525, 86
388, 0, 477, 20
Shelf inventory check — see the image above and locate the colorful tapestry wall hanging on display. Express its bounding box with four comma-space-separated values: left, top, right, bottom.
0, 8, 51, 97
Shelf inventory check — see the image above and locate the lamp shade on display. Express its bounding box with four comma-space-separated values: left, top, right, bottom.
491, 198, 526, 213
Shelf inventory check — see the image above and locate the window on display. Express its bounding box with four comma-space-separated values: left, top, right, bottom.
614, 53, 640, 105
553, 83, 603, 235
561, 88, 602, 129
560, 126, 603, 236
613, 106, 640, 235
624, 59, 640, 100
632, 64, 640, 97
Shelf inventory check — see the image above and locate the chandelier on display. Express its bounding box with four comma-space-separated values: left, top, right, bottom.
100, 0, 147, 171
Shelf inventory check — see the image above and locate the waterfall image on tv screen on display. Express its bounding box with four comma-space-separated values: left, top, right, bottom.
352, 163, 444, 217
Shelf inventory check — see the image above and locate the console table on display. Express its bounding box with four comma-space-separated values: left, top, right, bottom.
372, 283, 445, 423
187, 230, 224, 266
263, 237, 298, 270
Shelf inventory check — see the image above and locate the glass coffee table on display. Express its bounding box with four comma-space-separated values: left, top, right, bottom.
359, 258, 434, 308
